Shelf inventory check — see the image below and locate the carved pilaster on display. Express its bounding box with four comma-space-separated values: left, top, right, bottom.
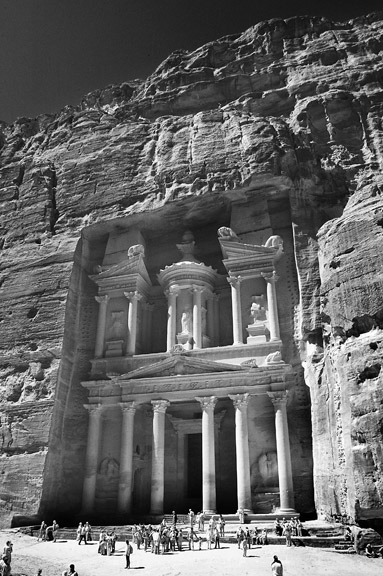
262, 271, 280, 341
94, 295, 110, 358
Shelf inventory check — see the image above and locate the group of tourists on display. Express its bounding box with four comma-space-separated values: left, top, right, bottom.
76, 522, 92, 544
37, 519, 60, 542
274, 517, 303, 546
236, 525, 269, 555
98, 528, 117, 555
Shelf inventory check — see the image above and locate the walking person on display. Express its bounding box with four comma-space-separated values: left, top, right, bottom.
271, 555, 283, 575
125, 539, 133, 569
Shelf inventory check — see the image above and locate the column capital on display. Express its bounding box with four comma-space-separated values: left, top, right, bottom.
227, 275, 242, 288
151, 399, 170, 414
84, 403, 104, 416
267, 390, 288, 408
165, 284, 181, 297
119, 401, 138, 414
262, 271, 279, 284
95, 294, 110, 305
196, 396, 218, 413
192, 285, 204, 294
124, 290, 143, 302
228, 393, 250, 410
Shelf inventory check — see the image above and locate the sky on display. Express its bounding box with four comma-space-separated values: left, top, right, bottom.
0, 0, 382, 124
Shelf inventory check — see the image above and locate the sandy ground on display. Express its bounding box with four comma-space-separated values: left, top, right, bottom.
2, 529, 383, 576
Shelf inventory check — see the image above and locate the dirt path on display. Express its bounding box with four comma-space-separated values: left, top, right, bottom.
2, 529, 382, 576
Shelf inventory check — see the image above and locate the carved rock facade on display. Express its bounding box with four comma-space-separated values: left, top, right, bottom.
0, 12, 382, 526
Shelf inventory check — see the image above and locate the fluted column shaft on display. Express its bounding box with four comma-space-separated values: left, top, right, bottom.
229, 393, 252, 512
94, 295, 109, 358
82, 404, 103, 514
228, 276, 243, 345
117, 402, 137, 515
196, 396, 218, 513
150, 400, 170, 514
262, 272, 280, 341
166, 286, 179, 351
124, 291, 142, 355
268, 391, 295, 512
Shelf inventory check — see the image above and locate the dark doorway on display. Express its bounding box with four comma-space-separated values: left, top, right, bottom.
187, 433, 202, 499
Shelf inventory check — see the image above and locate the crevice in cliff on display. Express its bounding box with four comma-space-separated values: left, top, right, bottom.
357, 363, 381, 383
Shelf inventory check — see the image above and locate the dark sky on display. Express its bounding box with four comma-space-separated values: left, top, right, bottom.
0, 0, 382, 123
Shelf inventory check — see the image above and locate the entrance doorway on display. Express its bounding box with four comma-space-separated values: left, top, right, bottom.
187, 433, 202, 508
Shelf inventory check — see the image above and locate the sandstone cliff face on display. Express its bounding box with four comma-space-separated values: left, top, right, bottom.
0, 12, 382, 526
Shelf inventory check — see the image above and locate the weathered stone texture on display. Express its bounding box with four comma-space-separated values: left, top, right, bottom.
0, 11, 383, 525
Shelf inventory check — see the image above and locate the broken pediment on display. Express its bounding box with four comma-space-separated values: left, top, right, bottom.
90, 246, 152, 296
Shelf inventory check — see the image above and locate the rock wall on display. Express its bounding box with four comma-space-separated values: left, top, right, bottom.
0, 11, 383, 526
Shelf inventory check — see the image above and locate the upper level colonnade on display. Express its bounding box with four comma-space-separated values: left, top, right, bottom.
89, 227, 284, 362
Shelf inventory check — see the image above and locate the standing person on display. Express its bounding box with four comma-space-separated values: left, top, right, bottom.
2, 541, 12, 565
84, 522, 92, 542
218, 514, 225, 537
271, 555, 283, 575
236, 526, 244, 549
188, 508, 195, 527
37, 521, 47, 542
125, 539, 133, 569
283, 522, 292, 547
242, 536, 248, 557
62, 564, 78, 576
198, 512, 205, 531
214, 527, 220, 549
172, 510, 177, 525
52, 520, 59, 542
35, 570, 43, 576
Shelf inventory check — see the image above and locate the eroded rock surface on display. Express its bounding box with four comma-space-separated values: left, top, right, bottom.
0, 12, 383, 526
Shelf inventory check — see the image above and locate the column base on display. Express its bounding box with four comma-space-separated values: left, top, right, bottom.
277, 508, 297, 514
203, 509, 217, 515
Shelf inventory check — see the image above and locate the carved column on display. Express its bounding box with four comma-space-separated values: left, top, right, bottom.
268, 391, 295, 512
192, 286, 204, 349
82, 404, 103, 514
227, 275, 243, 345
196, 396, 218, 513
117, 402, 137, 515
212, 294, 220, 346
166, 286, 180, 351
124, 291, 142, 355
262, 271, 280, 341
94, 295, 109, 358
150, 400, 170, 514
142, 302, 154, 354
229, 393, 252, 512
206, 292, 215, 346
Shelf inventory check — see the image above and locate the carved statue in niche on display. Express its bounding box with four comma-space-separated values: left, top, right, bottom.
246, 295, 268, 344
110, 311, 125, 339
98, 456, 120, 478
249, 296, 267, 324
258, 452, 278, 487
181, 310, 192, 334
217, 226, 239, 240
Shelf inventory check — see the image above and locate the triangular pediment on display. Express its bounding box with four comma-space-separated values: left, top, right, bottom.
116, 352, 242, 380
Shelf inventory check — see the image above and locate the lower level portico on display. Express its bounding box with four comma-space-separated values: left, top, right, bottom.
81, 349, 296, 519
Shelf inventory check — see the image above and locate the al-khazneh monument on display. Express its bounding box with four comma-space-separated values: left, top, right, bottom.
1, 12, 383, 529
